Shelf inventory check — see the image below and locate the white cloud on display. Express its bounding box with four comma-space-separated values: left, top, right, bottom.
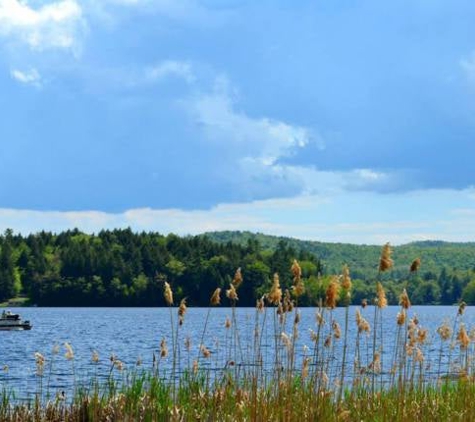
10, 67, 41, 87
1, 188, 475, 245
0, 0, 84, 51
191, 77, 312, 166
145, 60, 195, 84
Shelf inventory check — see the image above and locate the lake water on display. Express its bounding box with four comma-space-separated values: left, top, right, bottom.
0, 306, 472, 400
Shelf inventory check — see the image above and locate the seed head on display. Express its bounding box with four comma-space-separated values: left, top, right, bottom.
178, 298, 187, 325
256, 295, 265, 312
341, 265, 352, 291
200, 345, 211, 358
379, 242, 394, 272
399, 289, 411, 309
64, 343, 74, 360
232, 268, 243, 288
160, 338, 168, 358
210, 288, 221, 306
225, 316, 231, 329
457, 324, 470, 350
397, 311, 406, 326
268, 273, 282, 305
458, 301, 467, 316
376, 282, 387, 309
291, 259, 302, 282
226, 284, 238, 301
325, 276, 340, 309
410, 258, 421, 273
92, 350, 99, 363
332, 321, 341, 339
164, 281, 173, 306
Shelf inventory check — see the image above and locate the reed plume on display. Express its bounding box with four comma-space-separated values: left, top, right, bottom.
379, 242, 393, 272
325, 276, 340, 309
210, 288, 221, 306
376, 282, 387, 309
410, 258, 421, 273
232, 267, 243, 288
268, 273, 282, 305
226, 284, 238, 301
164, 282, 174, 306
399, 289, 411, 309
178, 298, 187, 325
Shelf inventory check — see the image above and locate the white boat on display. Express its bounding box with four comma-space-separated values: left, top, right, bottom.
0, 310, 32, 331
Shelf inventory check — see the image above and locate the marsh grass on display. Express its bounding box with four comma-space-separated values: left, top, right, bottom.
2, 252, 475, 421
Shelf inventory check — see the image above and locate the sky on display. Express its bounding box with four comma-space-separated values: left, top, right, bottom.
1, 0, 475, 244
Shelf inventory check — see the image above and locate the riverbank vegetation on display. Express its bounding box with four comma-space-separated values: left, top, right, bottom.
1, 228, 475, 306
2, 250, 475, 421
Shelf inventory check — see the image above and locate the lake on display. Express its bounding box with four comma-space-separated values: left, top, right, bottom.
0, 306, 472, 400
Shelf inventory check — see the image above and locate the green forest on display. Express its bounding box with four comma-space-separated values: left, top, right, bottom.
1, 228, 475, 307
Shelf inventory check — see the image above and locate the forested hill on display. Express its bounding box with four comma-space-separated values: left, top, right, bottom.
1, 228, 475, 307
204, 231, 475, 277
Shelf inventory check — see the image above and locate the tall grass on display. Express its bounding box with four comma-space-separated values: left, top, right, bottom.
2, 247, 475, 421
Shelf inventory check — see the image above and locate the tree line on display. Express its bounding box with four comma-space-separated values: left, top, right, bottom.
0, 228, 475, 306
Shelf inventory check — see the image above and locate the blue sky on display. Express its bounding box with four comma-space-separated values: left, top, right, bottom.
1, 0, 475, 244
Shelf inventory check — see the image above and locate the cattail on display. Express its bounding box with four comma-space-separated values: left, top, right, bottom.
376, 282, 387, 309
361, 298, 368, 309
294, 310, 301, 325
192, 360, 198, 374
399, 289, 411, 309
268, 273, 282, 305
410, 258, 421, 273
458, 301, 467, 316
225, 316, 231, 329
160, 338, 168, 358
210, 288, 221, 306
232, 268, 243, 288
324, 335, 332, 348
457, 324, 470, 350
226, 284, 238, 301
397, 311, 406, 326
316, 312, 325, 326
178, 298, 187, 325
164, 281, 173, 306
379, 242, 394, 272
64, 343, 74, 360
341, 265, 352, 291
325, 276, 340, 309
92, 350, 99, 363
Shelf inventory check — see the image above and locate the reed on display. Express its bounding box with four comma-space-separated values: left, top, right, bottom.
3, 251, 475, 421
